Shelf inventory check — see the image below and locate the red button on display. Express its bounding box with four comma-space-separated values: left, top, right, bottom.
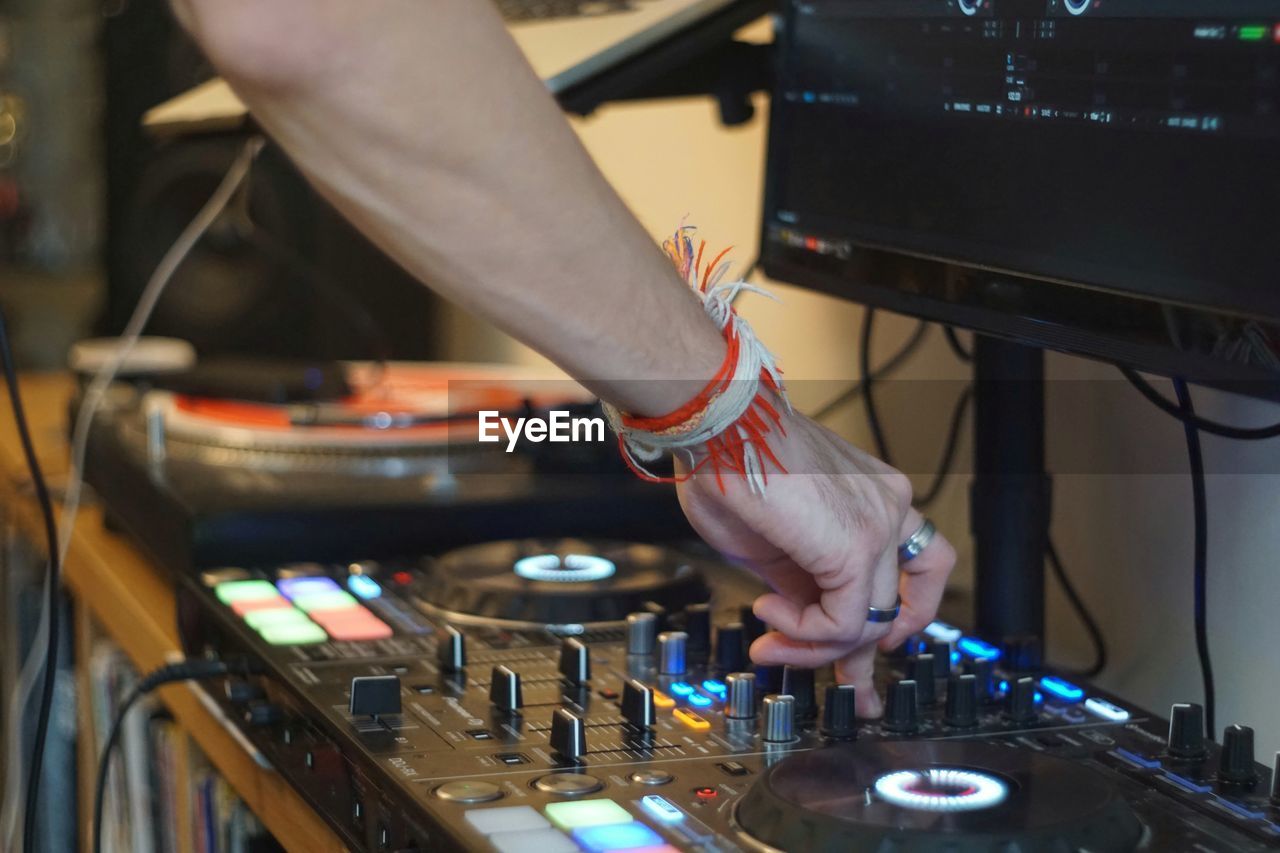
392, 571, 413, 586
694, 786, 718, 799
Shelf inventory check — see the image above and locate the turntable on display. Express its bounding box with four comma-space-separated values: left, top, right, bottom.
82, 362, 692, 573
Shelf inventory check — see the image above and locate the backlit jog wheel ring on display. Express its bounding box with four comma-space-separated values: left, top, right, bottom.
873, 768, 1009, 812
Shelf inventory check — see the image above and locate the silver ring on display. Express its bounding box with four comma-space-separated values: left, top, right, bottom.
867, 595, 901, 623
898, 518, 937, 563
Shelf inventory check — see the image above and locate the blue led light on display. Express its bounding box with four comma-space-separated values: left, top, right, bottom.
571, 821, 663, 853
688, 693, 713, 708
923, 621, 963, 644
276, 576, 341, 600
1084, 697, 1130, 722
701, 679, 726, 696
998, 680, 1010, 694
950, 651, 961, 665
1039, 675, 1084, 703
641, 795, 685, 823
668, 681, 695, 697
346, 574, 383, 600
957, 637, 1001, 661
1034, 691, 1044, 705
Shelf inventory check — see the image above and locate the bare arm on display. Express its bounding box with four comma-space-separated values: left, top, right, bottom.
170, 0, 724, 416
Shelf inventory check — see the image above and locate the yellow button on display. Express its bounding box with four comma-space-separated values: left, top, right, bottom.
652, 690, 676, 709
673, 708, 711, 731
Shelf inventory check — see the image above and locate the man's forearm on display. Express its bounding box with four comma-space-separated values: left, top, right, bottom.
172, 0, 726, 415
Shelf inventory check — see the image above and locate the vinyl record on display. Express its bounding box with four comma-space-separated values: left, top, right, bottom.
734, 740, 1144, 853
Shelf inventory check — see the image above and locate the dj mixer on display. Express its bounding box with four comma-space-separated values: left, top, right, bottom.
176, 538, 1280, 852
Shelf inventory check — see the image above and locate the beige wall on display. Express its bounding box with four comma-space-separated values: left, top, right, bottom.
437, 87, 1280, 761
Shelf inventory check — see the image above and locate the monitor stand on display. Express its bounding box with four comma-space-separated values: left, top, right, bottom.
971, 336, 1051, 659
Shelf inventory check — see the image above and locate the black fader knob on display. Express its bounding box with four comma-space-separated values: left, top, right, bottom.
550, 708, 587, 761
621, 678, 656, 730
489, 665, 523, 713
1167, 703, 1208, 760
437, 625, 467, 672
944, 674, 979, 729
559, 637, 591, 686
907, 654, 937, 706
968, 658, 997, 704
349, 675, 402, 719
714, 623, 746, 673
1005, 676, 1038, 725
782, 666, 817, 722
1218, 725, 1259, 787
821, 684, 857, 740
883, 680, 919, 734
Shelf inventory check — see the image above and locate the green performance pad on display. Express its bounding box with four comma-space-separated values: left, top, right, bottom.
257, 621, 328, 646
291, 590, 359, 613
215, 579, 281, 604
243, 607, 311, 630
543, 799, 633, 830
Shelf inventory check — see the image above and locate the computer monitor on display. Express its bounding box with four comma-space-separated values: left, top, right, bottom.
760, 0, 1280, 394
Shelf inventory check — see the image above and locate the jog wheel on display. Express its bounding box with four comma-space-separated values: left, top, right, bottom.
420, 539, 710, 627
735, 741, 1143, 852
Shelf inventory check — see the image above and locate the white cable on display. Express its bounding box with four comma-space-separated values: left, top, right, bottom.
2, 137, 263, 848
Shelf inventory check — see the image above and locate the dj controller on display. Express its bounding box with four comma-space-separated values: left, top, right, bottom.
176, 538, 1280, 853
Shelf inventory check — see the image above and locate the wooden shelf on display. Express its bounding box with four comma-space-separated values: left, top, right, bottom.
0, 374, 345, 853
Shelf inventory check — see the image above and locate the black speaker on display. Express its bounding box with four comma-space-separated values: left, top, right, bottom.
101, 2, 443, 361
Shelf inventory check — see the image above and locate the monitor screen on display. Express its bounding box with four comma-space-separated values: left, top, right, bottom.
761, 0, 1280, 383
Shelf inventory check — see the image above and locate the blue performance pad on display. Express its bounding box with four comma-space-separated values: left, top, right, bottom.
572, 821, 664, 852
275, 576, 341, 600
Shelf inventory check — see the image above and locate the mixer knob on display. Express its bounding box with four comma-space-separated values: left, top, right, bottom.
714, 623, 746, 673
883, 680, 919, 734
658, 631, 688, 675
489, 665, 523, 713
550, 708, 587, 761
626, 612, 658, 655
1166, 703, 1208, 760
349, 675, 402, 719
927, 640, 954, 675
740, 605, 767, 646
781, 666, 817, 722
967, 658, 997, 704
944, 674, 979, 729
762, 694, 796, 743
725, 672, 757, 720
821, 684, 857, 740
684, 603, 712, 655
437, 625, 467, 672
907, 654, 937, 706
1004, 676, 1038, 725
1270, 752, 1280, 804
620, 678, 655, 729
558, 637, 591, 686
755, 664, 784, 694
1218, 725, 1258, 786
1003, 635, 1043, 673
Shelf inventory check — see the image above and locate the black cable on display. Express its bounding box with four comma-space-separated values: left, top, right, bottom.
0, 309, 63, 853
1119, 367, 1280, 440
809, 318, 928, 422
93, 660, 250, 853
1046, 539, 1107, 679
944, 326, 973, 363
913, 385, 973, 509
1174, 378, 1215, 740
860, 309, 894, 465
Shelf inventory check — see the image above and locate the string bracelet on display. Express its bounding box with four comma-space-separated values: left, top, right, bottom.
602, 225, 792, 495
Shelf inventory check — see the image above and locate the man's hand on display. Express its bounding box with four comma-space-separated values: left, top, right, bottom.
676, 409, 956, 718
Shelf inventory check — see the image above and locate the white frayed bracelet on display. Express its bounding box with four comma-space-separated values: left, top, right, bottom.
602, 226, 792, 495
